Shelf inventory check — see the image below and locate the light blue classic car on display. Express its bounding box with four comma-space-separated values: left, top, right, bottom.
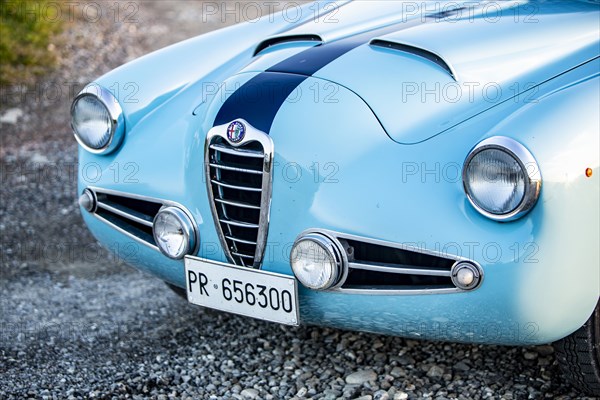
70, 0, 600, 394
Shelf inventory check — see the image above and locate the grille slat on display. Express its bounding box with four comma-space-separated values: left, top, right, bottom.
214, 198, 261, 210
210, 144, 264, 158
219, 218, 260, 229
225, 236, 257, 245
349, 261, 452, 277
232, 251, 255, 259
210, 163, 263, 175
211, 180, 262, 192
96, 201, 154, 227
206, 124, 274, 269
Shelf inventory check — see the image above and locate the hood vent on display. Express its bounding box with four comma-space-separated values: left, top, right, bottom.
370, 39, 456, 80
254, 34, 322, 56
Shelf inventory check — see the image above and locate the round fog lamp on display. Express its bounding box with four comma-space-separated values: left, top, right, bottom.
451, 261, 482, 290
290, 234, 345, 290
153, 207, 197, 259
78, 189, 96, 212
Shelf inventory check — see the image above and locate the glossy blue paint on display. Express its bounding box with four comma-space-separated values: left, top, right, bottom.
94, 1, 342, 132
77, 0, 599, 345
311, 2, 600, 144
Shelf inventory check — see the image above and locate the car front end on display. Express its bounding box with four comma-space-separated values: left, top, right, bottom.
72, 0, 599, 368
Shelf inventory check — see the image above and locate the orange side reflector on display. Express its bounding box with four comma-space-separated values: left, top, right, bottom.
586, 168, 593, 178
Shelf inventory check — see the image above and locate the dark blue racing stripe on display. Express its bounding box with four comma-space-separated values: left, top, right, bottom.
266, 23, 406, 76
213, 20, 424, 133
213, 72, 305, 133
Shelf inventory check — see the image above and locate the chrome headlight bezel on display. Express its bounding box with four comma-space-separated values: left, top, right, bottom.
152, 206, 198, 260
462, 136, 542, 221
70, 85, 125, 155
290, 233, 347, 290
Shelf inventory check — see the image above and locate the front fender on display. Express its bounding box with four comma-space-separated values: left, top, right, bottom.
480, 61, 600, 341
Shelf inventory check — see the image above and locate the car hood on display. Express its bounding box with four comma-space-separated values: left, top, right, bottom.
243, 0, 600, 144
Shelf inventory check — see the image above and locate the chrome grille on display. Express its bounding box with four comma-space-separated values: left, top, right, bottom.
300, 229, 482, 294
85, 188, 174, 250
205, 121, 274, 268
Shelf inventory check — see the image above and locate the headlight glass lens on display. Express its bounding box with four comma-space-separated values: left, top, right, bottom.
464, 148, 526, 214
153, 208, 194, 259
290, 239, 336, 290
72, 95, 113, 150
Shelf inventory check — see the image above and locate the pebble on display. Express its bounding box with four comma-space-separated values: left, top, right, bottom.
374, 389, 390, 400
536, 345, 555, 356
240, 388, 259, 399
523, 352, 538, 360
0, 108, 23, 124
346, 370, 378, 385
453, 361, 470, 371
427, 365, 445, 378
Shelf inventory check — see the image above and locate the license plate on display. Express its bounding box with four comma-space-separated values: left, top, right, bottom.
184, 256, 299, 326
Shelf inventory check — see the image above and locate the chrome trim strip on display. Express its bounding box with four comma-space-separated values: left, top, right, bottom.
210, 144, 264, 158
71, 84, 125, 155
96, 202, 154, 227
205, 119, 274, 269
296, 229, 483, 295
209, 163, 263, 175
336, 287, 460, 296
90, 187, 170, 205
219, 218, 260, 229
214, 198, 261, 210
349, 262, 452, 277
309, 229, 472, 263
462, 136, 542, 222
210, 180, 262, 192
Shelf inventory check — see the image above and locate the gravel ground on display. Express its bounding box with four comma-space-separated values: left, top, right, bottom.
0, 1, 596, 399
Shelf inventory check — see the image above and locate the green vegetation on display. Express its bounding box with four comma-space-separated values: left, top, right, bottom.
0, 0, 65, 84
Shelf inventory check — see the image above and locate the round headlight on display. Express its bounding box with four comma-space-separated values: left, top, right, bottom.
71, 85, 124, 154
463, 136, 541, 221
153, 207, 197, 259
290, 233, 345, 290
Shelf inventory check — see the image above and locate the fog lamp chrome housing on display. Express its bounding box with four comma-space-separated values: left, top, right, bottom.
290, 233, 346, 290
71, 85, 125, 155
450, 261, 483, 290
153, 207, 197, 260
462, 136, 542, 221
78, 188, 96, 212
